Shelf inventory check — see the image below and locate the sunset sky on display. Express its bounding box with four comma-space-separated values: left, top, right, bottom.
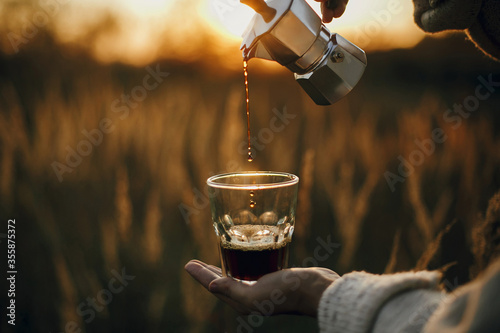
2, 0, 430, 66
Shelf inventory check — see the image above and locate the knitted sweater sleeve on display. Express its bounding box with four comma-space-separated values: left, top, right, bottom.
423, 258, 500, 333
317, 270, 444, 333
317, 259, 500, 333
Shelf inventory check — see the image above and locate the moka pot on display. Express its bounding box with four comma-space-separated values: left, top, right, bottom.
240, 0, 367, 105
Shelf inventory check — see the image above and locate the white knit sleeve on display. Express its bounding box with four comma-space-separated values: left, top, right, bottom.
317, 270, 442, 333
424, 259, 500, 332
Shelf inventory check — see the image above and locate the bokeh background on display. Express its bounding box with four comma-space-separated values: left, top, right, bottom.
1, 0, 500, 332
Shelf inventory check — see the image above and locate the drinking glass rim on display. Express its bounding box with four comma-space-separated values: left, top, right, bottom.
207, 171, 299, 190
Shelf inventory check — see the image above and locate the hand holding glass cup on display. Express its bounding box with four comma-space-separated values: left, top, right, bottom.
207, 171, 299, 281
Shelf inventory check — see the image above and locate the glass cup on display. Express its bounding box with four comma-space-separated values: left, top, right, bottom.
207, 171, 299, 281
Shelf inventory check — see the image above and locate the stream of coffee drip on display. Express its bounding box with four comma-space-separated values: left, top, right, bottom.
244, 57, 256, 207
243, 58, 253, 162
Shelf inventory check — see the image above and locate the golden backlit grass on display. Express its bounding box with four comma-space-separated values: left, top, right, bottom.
1, 48, 500, 332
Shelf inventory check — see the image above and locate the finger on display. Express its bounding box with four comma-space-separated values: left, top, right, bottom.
321, 0, 348, 23
314, 267, 340, 278
330, 0, 347, 18
184, 260, 221, 290
206, 265, 223, 277
209, 276, 253, 303
186, 261, 258, 313
187, 260, 223, 277
321, 4, 335, 23
209, 273, 290, 311
209, 277, 259, 313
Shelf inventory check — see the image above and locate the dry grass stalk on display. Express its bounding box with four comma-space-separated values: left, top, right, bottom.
100, 218, 120, 270
398, 96, 454, 246
186, 87, 220, 184
317, 107, 383, 270
335, 167, 379, 269
407, 174, 453, 243
182, 198, 219, 332
147, 286, 169, 324
181, 271, 218, 333
415, 219, 457, 271
407, 175, 433, 242
54, 253, 82, 330
142, 187, 163, 264
0, 135, 14, 202
181, 87, 222, 329
115, 165, 132, 242
470, 190, 500, 278
295, 148, 315, 260
384, 229, 401, 274
219, 85, 244, 169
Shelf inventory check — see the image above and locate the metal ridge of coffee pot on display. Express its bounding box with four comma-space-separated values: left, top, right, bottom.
240, 0, 367, 105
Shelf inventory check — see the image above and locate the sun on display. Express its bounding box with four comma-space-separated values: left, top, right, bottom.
199, 0, 425, 51
54, 0, 426, 65
200, 0, 257, 40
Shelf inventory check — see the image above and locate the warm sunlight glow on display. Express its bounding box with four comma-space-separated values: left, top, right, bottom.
200, 0, 426, 51
327, 0, 426, 50
6, 0, 428, 65
201, 0, 255, 40
81, 0, 173, 18
120, 0, 173, 17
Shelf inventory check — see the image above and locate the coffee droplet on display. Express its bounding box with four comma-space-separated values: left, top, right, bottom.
244, 59, 253, 163
249, 191, 255, 207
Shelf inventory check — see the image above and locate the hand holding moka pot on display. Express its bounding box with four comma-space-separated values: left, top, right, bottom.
240, 0, 367, 105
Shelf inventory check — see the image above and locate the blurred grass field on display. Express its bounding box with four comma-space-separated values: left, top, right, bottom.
1, 30, 500, 332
